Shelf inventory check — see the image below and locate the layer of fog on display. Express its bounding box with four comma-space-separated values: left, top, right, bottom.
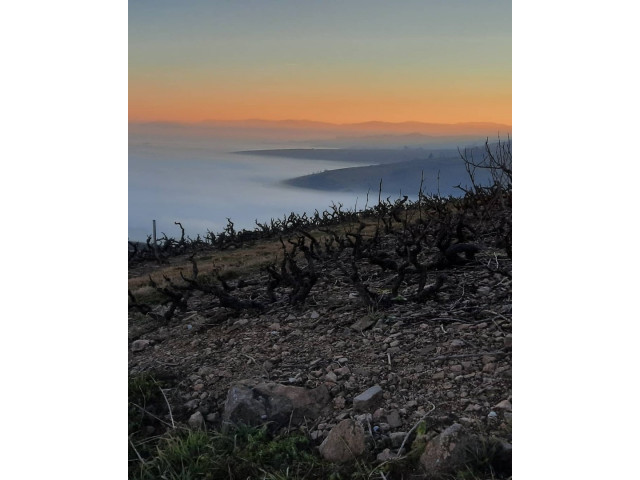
128, 142, 376, 242
128, 122, 501, 242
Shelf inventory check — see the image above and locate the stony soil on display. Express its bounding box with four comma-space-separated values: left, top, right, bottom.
128, 229, 512, 456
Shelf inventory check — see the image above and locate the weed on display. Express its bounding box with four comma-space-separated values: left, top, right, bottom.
448, 436, 512, 480
129, 425, 326, 480
129, 373, 173, 464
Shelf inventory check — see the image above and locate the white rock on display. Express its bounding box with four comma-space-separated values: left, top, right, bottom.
188, 411, 205, 429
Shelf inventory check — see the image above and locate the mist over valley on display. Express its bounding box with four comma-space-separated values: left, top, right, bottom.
128, 121, 506, 242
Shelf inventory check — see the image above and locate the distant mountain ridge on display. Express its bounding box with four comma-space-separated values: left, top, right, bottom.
129, 119, 510, 149
197, 118, 511, 136
235, 148, 454, 164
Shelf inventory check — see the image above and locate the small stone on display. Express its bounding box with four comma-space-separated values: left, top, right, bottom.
334, 366, 351, 378
188, 411, 205, 429
372, 408, 385, 421
354, 413, 372, 423
494, 400, 512, 411
376, 448, 398, 462
378, 422, 391, 432
198, 366, 215, 376
193, 383, 204, 392
450, 339, 465, 348
504, 334, 512, 349
450, 365, 463, 372
386, 410, 403, 428
351, 317, 376, 332
487, 411, 498, 421
325, 372, 338, 383
483, 363, 496, 373
432, 371, 445, 380
353, 385, 383, 412
390, 431, 407, 448
310, 311, 320, 319
206, 412, 219, 423
183, 399, 200, 410
131, 339, 150, 352
477, 286, 491, 296
333, 396, 346, 410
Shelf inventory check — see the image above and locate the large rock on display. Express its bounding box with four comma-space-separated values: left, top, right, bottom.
419, 424, 512, 477
222, 380, 330, 430
319, 419, 366, 463
420, 423, 465, 472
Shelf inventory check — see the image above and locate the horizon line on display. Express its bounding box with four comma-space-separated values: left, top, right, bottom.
129, 118, 512, 128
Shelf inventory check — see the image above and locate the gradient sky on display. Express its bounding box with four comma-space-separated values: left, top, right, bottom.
129, 0, 511, 125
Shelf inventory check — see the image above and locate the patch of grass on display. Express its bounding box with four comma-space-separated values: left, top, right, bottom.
130, 285, 167, 305
448, 436, 512, 480
129, 374, 164, 432
216, 269, 240, 281
129, 423, 441, 480
129, 374, 172, 463
129, 425, 325, 480
129, 415, 511, 480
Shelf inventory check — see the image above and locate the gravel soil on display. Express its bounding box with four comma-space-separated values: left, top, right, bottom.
128, 223, 512, 450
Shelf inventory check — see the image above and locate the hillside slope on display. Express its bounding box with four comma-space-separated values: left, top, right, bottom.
283, 155, 493, 197
129, 189, 512, 478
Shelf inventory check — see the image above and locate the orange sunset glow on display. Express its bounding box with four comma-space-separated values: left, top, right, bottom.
129, 84, 511, 125
129, 1, 511, 126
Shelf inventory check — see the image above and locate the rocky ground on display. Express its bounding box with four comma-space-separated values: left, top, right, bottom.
129, 216, 512, 476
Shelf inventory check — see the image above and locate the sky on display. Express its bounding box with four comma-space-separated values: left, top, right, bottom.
129, 0, 511, 125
